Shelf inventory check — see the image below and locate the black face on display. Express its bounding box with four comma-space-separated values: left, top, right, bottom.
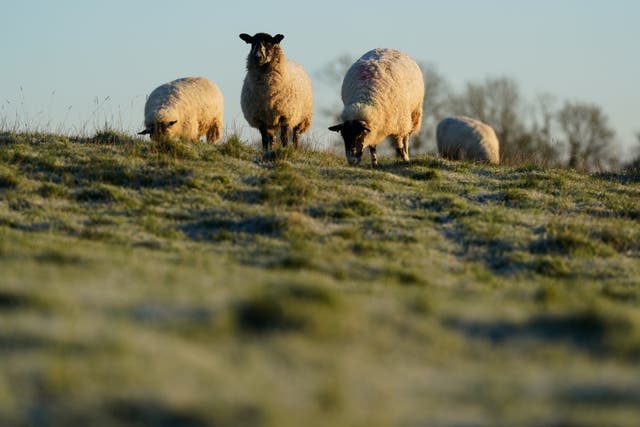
239, 32, 284, 68
151, 121, 174, 138
139, 120, 177, 138
328, 120, 371, 165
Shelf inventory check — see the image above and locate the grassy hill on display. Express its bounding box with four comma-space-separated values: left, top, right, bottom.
1, 130, 640, 427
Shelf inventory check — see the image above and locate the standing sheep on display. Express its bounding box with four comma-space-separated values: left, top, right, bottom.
139, 77, 224, 143
329, 48, 424, 167
239, 32, 313, 156
436, 116, 500, 164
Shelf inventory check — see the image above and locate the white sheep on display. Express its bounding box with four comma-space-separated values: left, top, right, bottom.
436, 116, 500, 164
329, 48, 424, 167
239, 32, 313, 155
139, 77, 224, 143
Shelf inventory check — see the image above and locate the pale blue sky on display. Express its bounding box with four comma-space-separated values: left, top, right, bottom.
2, 0, 639, 150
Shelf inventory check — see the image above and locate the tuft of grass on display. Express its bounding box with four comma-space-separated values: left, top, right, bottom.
530, 221, 615, 257
234, 282, 340, 335
38, 182, 68, 198
0, 168, 20, 189
259, 163, 314, 206
217, 133, 254, 160
74, 185, 116, 203
91, 129, 137, 145
149, 137, 198, 160
0, 290, 47, 311
35, 248, 85, 265
532, 256, 573, 278
320, 197, 383, 219
500, 188, 531, 207
596, 224, 639, 254
410, 168, 439, 181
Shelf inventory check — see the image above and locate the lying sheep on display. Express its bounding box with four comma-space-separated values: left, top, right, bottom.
329, 48, 424, 167
436, 116, 500, 164
239, 32, 313, 155
139, 77, 224, 143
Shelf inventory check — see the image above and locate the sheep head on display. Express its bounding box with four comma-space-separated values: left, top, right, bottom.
239, 33, 285, 69
329, 120, 371, 166
138, 120, 177, 139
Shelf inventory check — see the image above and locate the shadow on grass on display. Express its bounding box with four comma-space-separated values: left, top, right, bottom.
0, 290, 55, 311
0, 333, 89, 355
180, 214, 286, 241
445, 309, 636, 358
0, 290, 37, 310
0, 334, 56, 353
594, 169, 640, 185
558, 383, 640, 406
108, 399, 213, 427
12, 150, 194, 189
234, 282, 340, 335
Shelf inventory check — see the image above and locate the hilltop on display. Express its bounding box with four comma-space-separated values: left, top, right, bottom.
1, 131, 640, 427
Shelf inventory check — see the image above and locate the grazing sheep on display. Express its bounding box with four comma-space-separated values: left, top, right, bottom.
139, 77, 224, 143
239, 32, 313, 155
436, 116, 500, 164
329, 48, 424, 167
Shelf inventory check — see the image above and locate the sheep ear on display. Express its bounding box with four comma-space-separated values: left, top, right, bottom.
138, 128, 151, 135
273, 34, 284, 44
167, 120, 177, 128
239, 33, 253, 43
328, 124, 343, 132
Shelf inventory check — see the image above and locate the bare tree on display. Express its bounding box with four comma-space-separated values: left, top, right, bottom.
414, 63, 454, 152
626, 132, 640, 170
518, 93, 562, 166
557, 101, 616, 171
315, 54, 353, 124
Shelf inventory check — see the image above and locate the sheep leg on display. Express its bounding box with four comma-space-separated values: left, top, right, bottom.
401, 135, 410, 161
393, 136, 406, 160
206, 122, 221, 143
369, 146, 378, 168
292, 125, 302, 149
260, 127, 275, 152
280, 126, 289, 148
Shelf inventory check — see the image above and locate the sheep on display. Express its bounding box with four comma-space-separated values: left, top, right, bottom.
139, 77, 224, 143
239, 32, 313, 156
328, 48, 424, 167
436, 116, 500, 164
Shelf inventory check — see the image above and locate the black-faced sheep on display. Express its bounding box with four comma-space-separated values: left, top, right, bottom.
239, 32, 313, 156
436, 116, 500, 164
139, 77, 224, 143
329, 48, 424, 167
